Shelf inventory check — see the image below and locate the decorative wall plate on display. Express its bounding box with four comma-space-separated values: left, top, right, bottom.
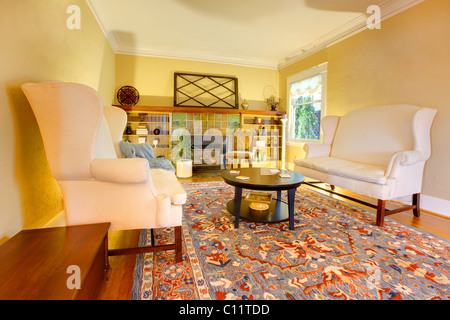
117, 86, 139, 106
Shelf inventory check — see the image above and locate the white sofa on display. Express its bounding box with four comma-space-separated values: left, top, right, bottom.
294, 104, 437, 226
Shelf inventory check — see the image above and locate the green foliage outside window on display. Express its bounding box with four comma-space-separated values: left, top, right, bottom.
293, 96, 321, 140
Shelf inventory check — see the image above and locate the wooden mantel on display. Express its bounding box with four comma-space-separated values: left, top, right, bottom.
114, 105, 285, 116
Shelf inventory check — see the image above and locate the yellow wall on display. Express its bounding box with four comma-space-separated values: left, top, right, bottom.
0, 0, 115, 243
115, 54, 280, 110
280, 0, 450, 201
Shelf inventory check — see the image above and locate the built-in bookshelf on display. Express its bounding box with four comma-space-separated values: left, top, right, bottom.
122, 111, 172, 159
241, 114, 283, 168
116, 106, 285, 168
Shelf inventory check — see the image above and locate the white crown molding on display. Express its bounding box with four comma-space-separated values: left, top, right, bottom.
278, 14, 368, 69
278, 0, 425, 69
86, 0, 279, 69
85, 0, 120, 52
87, 0, 425, 71
116, 46, 280, 70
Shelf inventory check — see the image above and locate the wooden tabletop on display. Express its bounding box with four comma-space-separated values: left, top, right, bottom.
222, 167, 304, 190
0, 223, 110, 300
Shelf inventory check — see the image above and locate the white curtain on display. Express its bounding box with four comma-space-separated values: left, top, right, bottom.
290, 74, 322, 100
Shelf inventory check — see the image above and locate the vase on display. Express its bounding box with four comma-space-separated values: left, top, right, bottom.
241, 99, 249, 110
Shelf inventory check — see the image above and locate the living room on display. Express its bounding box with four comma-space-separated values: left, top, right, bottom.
0, 0, 449, 302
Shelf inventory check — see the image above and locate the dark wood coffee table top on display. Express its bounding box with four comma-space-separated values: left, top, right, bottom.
222, 167, 304, 190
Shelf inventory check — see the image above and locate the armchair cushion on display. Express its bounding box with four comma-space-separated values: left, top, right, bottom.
151, 169, 187, 205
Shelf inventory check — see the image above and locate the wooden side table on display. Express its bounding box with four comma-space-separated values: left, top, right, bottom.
0, 223, 110, 300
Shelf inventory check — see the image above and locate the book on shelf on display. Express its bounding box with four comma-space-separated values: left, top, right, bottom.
136, 125, 149, 135
136, 125, 148, 132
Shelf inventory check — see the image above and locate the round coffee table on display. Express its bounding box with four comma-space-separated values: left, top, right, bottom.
222, 168, 304, 230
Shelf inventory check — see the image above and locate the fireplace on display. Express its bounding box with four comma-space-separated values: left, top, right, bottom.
192, 134, 227, 172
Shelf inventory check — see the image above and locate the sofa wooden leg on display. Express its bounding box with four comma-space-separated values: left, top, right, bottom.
413, 193, 420, 217
174, 226, 183, 263
376, 199, 386, 227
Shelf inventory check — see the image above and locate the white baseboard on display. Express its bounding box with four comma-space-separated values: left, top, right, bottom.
44, 211, 66, 228
393, 195, 450, 218
420, 195, 450, 219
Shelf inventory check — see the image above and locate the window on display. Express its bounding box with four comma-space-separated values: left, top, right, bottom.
287, 63, 327, 144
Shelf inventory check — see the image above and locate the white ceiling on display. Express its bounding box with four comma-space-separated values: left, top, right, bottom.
87, 0, 424, 69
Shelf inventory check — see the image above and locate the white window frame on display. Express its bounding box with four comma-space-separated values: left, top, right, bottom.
286, 62, 328, 147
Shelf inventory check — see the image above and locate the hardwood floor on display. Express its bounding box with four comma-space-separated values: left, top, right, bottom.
98, 229, 141, 299
98, 170, 450, 300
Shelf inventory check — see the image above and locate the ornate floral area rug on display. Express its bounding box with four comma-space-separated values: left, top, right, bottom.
131, 181, 450, 300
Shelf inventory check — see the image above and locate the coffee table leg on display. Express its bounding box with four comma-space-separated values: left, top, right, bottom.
288, 188, 296, 230
234, 187, 242, 228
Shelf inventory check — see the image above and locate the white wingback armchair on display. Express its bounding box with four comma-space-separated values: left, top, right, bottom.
21, 82, 186, 262
294, 105, 437, 227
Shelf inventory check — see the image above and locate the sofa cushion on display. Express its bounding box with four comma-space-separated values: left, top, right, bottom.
294, 157, 387, 184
